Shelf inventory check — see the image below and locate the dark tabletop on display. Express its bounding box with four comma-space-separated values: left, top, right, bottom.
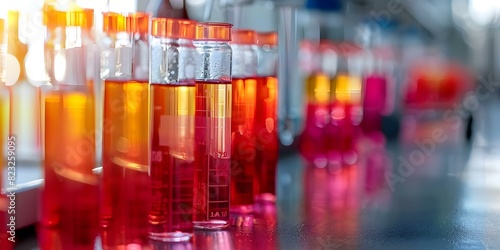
14, 142, 500, 250
14, 98, 500, 249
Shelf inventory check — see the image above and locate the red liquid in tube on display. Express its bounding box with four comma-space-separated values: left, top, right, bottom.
230, 77, 257, 206
255, 32, 279, 200
229, 30, 260, 208
149, 83, 195, 234
254, 76, 278, 197
194, 81, 232, 223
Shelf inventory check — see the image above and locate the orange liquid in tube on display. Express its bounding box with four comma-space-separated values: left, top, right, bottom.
40, 8, 99, 249
100, 12, 151, 247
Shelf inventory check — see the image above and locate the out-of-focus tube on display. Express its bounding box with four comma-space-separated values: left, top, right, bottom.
40, 7, 99, 249
229, 29, 258, 210
100, 12, 151, 248
276, 6, 300, 147
254, 32, 279, 202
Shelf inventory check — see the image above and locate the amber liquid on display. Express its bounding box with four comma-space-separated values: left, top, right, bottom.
41, 88, 99, 249
149, 83, 195, 234
194, 81, 231, 222
230, 77, 257, 206
100, 79, 150, 247
300, 73, 331, 165
254, 77, 278, 196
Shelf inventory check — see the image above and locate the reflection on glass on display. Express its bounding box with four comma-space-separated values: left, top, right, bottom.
362, 132, 391, 195
253, 201, 278, 249
229, 211, 254, 229
37, 227, 63, 250
151, 240, 192, 250
101, 228, 154, 250
194, 230, 233, 250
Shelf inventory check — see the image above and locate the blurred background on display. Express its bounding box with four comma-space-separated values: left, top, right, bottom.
3, 0, 500, 249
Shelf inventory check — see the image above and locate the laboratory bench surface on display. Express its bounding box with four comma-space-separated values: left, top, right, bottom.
12, 139, 500, 249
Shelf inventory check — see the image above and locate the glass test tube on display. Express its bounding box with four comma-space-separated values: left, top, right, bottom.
148, 18, 197, 242
319, 41, 341, 168
99, 12, 151, 247
229, 30, 258, 209
326, 42, 363, 167
299, 41, 330, 168
40, 7, 99, 249
254, 32, 279, 202
193, 22, 233, 229
361, 49, 390, 135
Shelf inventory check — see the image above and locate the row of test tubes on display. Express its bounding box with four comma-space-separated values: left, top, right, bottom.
299, 40, 394, 170
0, 6, 279, 249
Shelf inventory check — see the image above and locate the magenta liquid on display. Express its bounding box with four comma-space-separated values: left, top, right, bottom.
361, 74, 387, 134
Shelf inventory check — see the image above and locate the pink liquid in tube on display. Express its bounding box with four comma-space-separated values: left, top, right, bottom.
325, 73, 363, 167
362, 74, 387, 135
300, 73, 331, 168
